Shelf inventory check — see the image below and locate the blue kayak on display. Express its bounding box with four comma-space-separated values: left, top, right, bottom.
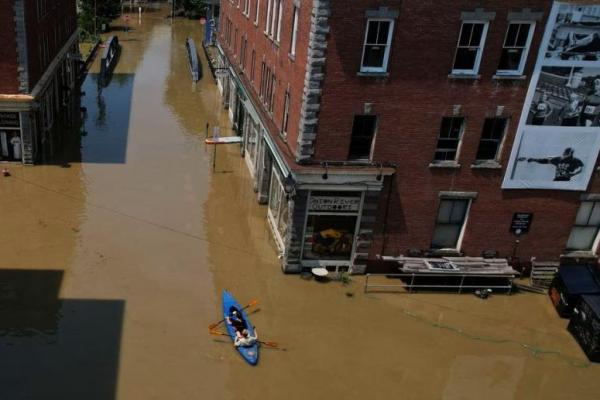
222, 290, 259, 365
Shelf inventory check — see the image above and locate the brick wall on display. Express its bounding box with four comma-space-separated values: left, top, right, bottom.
316, 0, 600, 263
23, 0, 77, 91
219, 0, 311, 159
0, 6, 18, 93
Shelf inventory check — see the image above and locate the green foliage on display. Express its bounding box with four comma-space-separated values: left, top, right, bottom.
181, 0, 208, 19
78, 0, 121, 35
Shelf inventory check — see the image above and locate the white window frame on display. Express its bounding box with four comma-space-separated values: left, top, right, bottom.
431, 198, 472, 251
360, 18, 395, 73
496, 21, 535, 76
289, 6, 299, 56
451, 20, 489, 75
265, 0, 272, 34
255, 0, 260, 25
433, 116, 465, 162
276, 0, 283, 42
270, 0, 279, 39
282, 89, 290, 136
566, 200, 600, 252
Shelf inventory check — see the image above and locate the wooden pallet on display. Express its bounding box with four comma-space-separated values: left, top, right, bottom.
530, 259, 559, 289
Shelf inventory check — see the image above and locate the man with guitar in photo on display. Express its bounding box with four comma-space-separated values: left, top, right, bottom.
517, 147, 584, 182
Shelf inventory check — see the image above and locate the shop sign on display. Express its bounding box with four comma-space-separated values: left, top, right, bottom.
0, 112, 20, 128
510, 212, 533, 235
309, 196, 361, 212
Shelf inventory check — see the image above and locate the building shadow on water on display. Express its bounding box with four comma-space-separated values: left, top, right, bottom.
0, 269, 124, 400
80, 73, 135, 164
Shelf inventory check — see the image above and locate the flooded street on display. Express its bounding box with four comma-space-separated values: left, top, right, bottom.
1, 10, 600, 400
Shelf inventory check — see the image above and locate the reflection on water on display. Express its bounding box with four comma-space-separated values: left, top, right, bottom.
81, 74, 135, 163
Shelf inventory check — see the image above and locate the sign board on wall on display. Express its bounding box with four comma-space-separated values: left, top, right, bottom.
309, 196, 361, 212
0, 112, 20, 129
502, 3, 600, 191
510, 213, 533, 234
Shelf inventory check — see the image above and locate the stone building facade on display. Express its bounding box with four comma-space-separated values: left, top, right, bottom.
216, 0, 600, 274
0, 0, 79, 164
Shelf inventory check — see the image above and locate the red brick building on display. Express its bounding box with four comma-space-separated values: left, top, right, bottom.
215, 0, 600, 274
0, 0, 79, 164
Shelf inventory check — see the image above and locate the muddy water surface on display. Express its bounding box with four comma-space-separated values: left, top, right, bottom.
1, 11, 599, 400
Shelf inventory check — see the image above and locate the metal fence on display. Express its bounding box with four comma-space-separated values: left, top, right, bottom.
364, 272, 516, 294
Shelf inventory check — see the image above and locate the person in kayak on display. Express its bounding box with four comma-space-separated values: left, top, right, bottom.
226, 308, 247, 332
234, 328, 258, 347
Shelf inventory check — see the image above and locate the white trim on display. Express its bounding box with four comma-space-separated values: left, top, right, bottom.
255, 0, 261, 24
290, 6, 299, 56
451, 21, 489, 75
496, 21, 536, 76
360, 18, 395, 73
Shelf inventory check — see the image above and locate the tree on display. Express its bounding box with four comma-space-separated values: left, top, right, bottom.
78, 0, 121, 37
181, 0, 208, 19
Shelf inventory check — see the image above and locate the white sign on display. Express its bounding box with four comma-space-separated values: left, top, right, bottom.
503, 2, 600, 191
309, 196, 361, 212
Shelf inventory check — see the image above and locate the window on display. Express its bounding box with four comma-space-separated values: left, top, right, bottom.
260, 61, 266, 98
269, 73, 276, 112
497, 22, 534, 75
475, 117, 508, 161
434, 117, 464, 161
566, 201, 600, 251
265, 0, 272, 33
251, 50, 256, 81
452, 22, 489, 74
255, 0, 260, 24
243, 0, 251, 16
360, 19, 394, 73
431, 199, 470, 249
290, 6, 299, 56
268, 171, 290, 249
240, 38, 247, 69
276, 0, 283, 42
348, 115, 377, 160
36, 0, 47, 19
282, 89, 290, 135
302, 192, 362, 261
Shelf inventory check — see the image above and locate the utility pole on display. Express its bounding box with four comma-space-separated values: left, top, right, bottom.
171, 0, 175, 19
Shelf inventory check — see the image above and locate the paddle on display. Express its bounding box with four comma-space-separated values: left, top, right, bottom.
209, 329, 285, 350
208, 299, 258, 330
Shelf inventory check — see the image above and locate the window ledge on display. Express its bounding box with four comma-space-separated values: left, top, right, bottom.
471, 161, 502, 169
429, 161, 461, 169
357, 71, 389, 78
560, 251, 597, 259
448, 73, 481, 80
493, 74, 527, 81
288, 53, 295, 62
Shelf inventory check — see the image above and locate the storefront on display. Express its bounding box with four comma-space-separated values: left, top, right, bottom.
267, 169, 291, 252
0, 112, 23, 162
301, 191, 363, 269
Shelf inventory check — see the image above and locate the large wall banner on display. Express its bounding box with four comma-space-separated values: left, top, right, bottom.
503, 3, 600, 190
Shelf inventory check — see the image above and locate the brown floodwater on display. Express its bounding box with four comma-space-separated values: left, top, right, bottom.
1, 10, 600, 400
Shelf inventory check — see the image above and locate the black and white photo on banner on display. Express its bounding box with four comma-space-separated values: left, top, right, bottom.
507, 128, 600, 190
545, 4, 600, 61
527, 66, 600, 127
